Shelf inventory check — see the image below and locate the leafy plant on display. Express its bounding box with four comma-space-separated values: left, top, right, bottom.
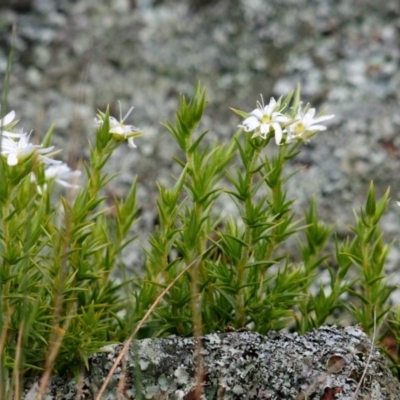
0, 106, 141, 397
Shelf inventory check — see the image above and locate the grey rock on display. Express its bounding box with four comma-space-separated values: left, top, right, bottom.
23, 326, 400, 399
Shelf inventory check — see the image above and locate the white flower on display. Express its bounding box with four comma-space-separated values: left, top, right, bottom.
44, 163, 81, 188
239, 97, 290, 144
287, 106, 334, 142
95, 102, 142, 149
1, 132, 61, 166
32, 163, 81, 194
0, 110, 23, 138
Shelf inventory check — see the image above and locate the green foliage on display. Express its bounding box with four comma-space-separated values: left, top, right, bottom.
0, 111, 140, 397
1, 82, 400, 394
131, 86, 397, 354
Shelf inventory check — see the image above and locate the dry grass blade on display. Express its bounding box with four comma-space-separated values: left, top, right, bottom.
36, 327, 66, 400
96, 251, 209, 400
11, 318, 26, 400
36, 205, 73, 400
351, 308, 377, 400
0, 311, 12, 399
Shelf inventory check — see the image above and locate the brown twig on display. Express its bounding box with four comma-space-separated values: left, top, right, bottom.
36, 203, 74, 400
351, 307, 377, 400
95, 251, 208, 400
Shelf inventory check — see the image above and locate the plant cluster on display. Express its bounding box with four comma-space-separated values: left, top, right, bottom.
1, 83, 400, 397
0, 104, 141, 395
132, 85, 393, 342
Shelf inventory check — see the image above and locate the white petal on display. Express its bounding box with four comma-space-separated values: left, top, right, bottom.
311, 115, 334, 124
110, 126, 126, 135
55, 179, 79, 189
69, 170, 82, 179
7, 154, 18, 166
259, 123, 270, 135
109, 117, 119, 128
128, 138, 137, 148
40, 156, 62, 165
241, 116, 260, 131
265, 98, 277, 115
274, 114, 290, 123
125, 125, 140, 134
1, 131, 22, 138
38, 145, 55, 155
303, 108, 316, 121
250, 109, 263, 119
273, 123, 283, 145
0, 110, 15, 127
307, 124, 327, 131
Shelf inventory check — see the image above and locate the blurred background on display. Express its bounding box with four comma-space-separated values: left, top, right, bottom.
1, 0, 400, 277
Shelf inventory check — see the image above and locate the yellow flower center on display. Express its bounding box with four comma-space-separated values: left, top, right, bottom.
261, 115, 271, 124
294, 122, 305, 135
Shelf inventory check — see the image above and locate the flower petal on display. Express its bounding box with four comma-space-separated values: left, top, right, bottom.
241, 116, 260, 132
128, 138, 137, 148
110, 126, 126, 135
7, 154, 18, 166
273, 123, 283, 145
0, 110, 15, 127
250, 109, 263, 119
264, 98, 277, 115
307, 124, 327, 131
310, 115, 335, 124
259, 123, 270, 135
303, 108, 316, 121
0, 130, 21, 138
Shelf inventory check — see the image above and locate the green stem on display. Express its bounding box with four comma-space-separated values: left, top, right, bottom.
2, 201, 11, 309
236, 144, 262, 327
186, 142, 204, 337
263, 145, 286, 261
89, 166, 102, 199
362, 237, 372, 335
0, 199, 11, 397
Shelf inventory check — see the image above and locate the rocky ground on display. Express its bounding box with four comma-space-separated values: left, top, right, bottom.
1, 0, 400, 287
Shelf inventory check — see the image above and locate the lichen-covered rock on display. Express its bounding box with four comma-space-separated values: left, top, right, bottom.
24, 326, 400, 399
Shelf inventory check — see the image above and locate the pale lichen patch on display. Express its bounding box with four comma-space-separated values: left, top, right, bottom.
140, 358, 150, 371
174, 365, 190, 385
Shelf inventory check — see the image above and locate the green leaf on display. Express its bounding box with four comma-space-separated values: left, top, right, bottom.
365, 181, 376, 217
230, 107, 250, 119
